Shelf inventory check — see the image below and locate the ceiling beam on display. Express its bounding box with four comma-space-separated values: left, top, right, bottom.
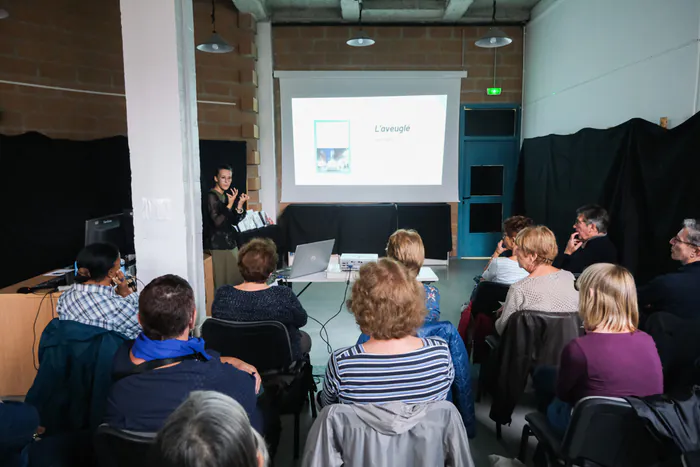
340, 0, 360, 21
442, 0, 473, 21
231, 0, 268, 20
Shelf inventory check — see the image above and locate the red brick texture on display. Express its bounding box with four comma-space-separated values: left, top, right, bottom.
0, 0, 260, 207
272, 25, 524, 255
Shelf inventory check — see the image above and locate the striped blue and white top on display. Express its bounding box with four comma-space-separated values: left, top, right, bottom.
319, 337, 455, 407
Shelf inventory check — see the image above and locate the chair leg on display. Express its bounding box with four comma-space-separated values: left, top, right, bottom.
293, 411, 300, 459
518, 424, 532, 462
496, 423, 502, 440
476, 372, 483, 402
309, 389, 317, 418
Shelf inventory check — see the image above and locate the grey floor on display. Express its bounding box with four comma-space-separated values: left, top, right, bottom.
274, 259, 539, 467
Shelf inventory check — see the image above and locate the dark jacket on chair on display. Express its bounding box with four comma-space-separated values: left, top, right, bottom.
25, 319, 128, 434
357, 321, 476, 438
626, 388, 700, 467
487, 310, 583, 425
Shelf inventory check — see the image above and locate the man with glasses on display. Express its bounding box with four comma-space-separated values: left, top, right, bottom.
638, 219, 700, 320
553, 204, 618, 274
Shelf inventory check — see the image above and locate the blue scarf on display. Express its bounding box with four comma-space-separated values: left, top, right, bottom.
132, 333, 212, 361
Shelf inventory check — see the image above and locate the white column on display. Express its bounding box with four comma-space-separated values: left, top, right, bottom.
256, 21, 278, 221
120, 0, 206, 321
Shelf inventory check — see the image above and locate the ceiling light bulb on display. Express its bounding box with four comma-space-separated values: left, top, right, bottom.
358, 38, 364, 45
212, 44, 219, 50
490, 37, 497, 44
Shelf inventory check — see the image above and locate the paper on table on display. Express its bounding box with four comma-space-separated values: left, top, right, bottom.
44, 268, 73, 277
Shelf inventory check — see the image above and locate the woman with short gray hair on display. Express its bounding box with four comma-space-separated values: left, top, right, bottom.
154, 391, 268, 467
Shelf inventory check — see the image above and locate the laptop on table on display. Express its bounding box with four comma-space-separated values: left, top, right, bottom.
276, 239, 335, 279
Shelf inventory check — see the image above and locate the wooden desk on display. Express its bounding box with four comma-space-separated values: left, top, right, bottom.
0, 287, 59, 396
0, 257, 216, 397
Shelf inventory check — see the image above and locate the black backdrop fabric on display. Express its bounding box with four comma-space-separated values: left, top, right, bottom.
279, 203, 452, 260
0, 133, 247, 289
514, 112, 700, 285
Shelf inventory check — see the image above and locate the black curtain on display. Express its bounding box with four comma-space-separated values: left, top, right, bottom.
0, 133, 247, 289
514, 113, 700, 284
279, 203, 452, 261
0, 133, 132, 289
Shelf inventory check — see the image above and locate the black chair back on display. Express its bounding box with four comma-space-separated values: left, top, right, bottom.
471, 281, 510, 316
94, 424, 156, 467
563, 397, 666, 467
488, 310, 583, 425
201, 318, 294, 372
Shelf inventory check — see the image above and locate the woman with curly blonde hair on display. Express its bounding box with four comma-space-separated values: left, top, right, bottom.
318, 258, 455, 407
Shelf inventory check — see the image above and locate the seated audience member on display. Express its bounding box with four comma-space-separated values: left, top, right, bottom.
0, 400, 40, 467
103, 274, 262, 433
319, 258, 454, 407
57, 243, 141, 339
638, 219, 700, 321
496, 226, 579, 334
212, 238, 310, 359
154, 391, 268, 467
546, 263, 663, 434
386, 229, 441, 322
482, 215, 533, 285
553, 205, 618, 274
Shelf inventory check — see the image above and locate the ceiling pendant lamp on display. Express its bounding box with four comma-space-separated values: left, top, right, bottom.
475, 0, 512, 49
347, 0, 374, 47
197, 0, 234, 53
0, 9, 9, 19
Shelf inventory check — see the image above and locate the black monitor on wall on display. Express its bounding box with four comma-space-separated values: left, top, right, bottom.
85, 211, 135, 255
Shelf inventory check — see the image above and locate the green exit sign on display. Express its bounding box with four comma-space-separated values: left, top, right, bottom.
487, 87, 502, 96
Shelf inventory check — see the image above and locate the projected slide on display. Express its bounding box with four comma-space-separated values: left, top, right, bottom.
292, 95, 447, 186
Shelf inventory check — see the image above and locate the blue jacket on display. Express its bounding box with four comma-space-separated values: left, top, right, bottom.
25, 319, 128, 435
357, 321, 476, 438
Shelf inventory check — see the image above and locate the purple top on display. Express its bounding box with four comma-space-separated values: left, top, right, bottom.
556, 331, 663, 404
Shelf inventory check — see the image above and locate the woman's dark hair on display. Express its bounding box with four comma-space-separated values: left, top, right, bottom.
503, 216, 534, 237
238, 238, 278, 283
75, 243, 120, 283
214, 165, 233, 179
139, 275, 195, 340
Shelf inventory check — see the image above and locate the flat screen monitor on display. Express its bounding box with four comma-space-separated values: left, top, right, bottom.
85, 211, 135, 255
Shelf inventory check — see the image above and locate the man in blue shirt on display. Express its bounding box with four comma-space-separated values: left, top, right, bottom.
103, 274, 263, 433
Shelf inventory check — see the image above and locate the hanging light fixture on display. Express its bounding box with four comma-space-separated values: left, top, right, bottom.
475, 0, 512, 49
347, 0, 374, 47
197, 0, 233, 53
0, 9, 9, 19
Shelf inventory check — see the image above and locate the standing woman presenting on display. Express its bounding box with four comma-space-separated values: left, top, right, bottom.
206, 165, 249, 290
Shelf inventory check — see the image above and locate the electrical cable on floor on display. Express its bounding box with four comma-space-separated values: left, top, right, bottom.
32, 291, 52, 370
317, 275, 352, 355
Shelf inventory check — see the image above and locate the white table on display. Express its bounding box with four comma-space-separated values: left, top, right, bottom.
284, 265, 439, 283
280, 256, 438, 297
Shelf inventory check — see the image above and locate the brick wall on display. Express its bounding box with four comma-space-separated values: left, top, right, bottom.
0, 0, 126, 139
193, 1, 261, 208
272, 25, 524, 255
0, 0, 261, 207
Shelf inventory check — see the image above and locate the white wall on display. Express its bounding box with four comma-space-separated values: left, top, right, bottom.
523, 0, 700, 139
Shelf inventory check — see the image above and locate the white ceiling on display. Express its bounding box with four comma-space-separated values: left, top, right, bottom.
232, 0, 541, 24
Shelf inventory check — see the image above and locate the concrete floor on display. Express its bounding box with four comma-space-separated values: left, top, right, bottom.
273, 258, 539, 467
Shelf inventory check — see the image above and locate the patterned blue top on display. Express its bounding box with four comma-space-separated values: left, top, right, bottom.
56, 283, 141, 339
319, 337, 454, 407
424, 283, 441, 323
